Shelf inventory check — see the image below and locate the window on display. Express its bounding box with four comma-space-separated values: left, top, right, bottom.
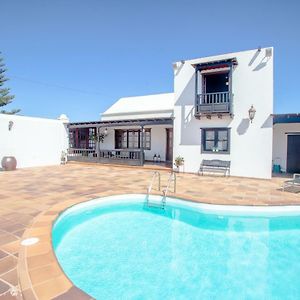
128, 130, 139, 148
201, 128, 230, 153
69, 128, 96, 149
88, 128, 96, 149
115, 129, 151, 150
69, 129, 76, 148
144, 130, 151, 149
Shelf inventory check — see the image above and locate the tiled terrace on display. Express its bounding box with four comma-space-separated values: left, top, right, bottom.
0, 163, 299, 299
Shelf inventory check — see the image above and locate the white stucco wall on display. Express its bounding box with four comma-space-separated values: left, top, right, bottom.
173, 48, 274, 179
99, 125, 171, 161
0, 114, 69, 168
273, 123, 300, 172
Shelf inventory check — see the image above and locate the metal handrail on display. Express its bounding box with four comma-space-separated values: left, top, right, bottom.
163, 172, 176, 198
147, 171, 161, 196
146, 172, 176, 210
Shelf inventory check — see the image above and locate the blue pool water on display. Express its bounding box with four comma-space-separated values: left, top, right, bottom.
52, 195, 300, 299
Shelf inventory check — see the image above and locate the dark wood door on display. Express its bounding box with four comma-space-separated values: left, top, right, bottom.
166, 129, 173, 162
287, 135, 300, 173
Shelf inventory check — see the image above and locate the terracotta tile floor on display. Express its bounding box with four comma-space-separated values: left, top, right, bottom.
0, 163, 299, 299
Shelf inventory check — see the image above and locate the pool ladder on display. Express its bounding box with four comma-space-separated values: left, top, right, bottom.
146, 171, 176, 209
163, 172, 176, 197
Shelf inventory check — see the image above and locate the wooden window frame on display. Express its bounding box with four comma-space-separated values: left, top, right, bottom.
88, 128, 96, 149
115, 129, 151, 150
201, 128, 230, 154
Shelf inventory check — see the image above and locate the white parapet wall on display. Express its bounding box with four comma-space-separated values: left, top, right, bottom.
173, 48, 274, 179
0, 113, 69, 168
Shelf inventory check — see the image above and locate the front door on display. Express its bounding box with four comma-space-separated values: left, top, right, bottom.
166, 128, 173, 162
287, 135, 300, 173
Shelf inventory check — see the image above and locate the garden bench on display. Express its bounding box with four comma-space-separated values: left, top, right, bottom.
199, 159, 231, 177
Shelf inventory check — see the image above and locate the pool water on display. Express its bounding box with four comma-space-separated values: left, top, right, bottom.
52, 195, 300, 299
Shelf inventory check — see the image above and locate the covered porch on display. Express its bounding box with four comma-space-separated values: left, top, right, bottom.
67, 117, 173, 166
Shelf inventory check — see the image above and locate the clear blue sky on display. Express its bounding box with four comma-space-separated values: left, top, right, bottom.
1, 0, 299, 121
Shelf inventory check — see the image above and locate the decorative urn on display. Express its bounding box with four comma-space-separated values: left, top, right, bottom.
1, 156, 17, 171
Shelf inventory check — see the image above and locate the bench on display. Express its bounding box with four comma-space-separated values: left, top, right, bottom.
199, 159, 231, 177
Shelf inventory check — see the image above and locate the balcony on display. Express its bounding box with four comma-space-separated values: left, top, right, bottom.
195, 92, 232, 117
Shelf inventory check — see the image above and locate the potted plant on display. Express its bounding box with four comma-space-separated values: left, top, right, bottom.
174, 156, 184, 172
91, 132, 106, 144
61, 151, 67, 165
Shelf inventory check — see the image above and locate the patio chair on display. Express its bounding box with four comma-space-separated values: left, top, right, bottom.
283, 174, 300, 192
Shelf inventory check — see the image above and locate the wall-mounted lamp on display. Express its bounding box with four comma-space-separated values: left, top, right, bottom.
8, 121, 14, 131
103, 128, 108, 136
248, 105, 256, 123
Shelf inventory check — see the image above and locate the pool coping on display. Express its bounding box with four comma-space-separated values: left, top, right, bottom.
17, 191, 300, 299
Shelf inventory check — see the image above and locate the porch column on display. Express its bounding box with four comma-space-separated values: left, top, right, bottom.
97, 127, 101, 159
85, 128, 89, 149
140, 125, 145, 165
75, 128, 79, 148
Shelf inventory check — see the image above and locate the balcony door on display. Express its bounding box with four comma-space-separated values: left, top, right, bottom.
202, 71, 229, 94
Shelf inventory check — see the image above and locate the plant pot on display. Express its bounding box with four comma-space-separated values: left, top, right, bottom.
1, 156, 17, 171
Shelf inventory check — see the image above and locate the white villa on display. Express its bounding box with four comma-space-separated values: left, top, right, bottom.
1, 47, 300, 179
68, 47, 275, 179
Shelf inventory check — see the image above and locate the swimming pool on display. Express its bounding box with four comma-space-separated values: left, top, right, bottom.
52, 194, 300, 299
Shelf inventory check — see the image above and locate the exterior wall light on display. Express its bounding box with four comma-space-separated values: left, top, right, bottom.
248, 105, 256, 123
8, 121, 13, 131
104, 128, 108, 136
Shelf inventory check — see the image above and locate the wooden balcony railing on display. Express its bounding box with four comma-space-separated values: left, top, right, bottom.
67, 148, 143, 166
99, 150, 141, 160
68, 148, 97, 159
195, 92, 232, 115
